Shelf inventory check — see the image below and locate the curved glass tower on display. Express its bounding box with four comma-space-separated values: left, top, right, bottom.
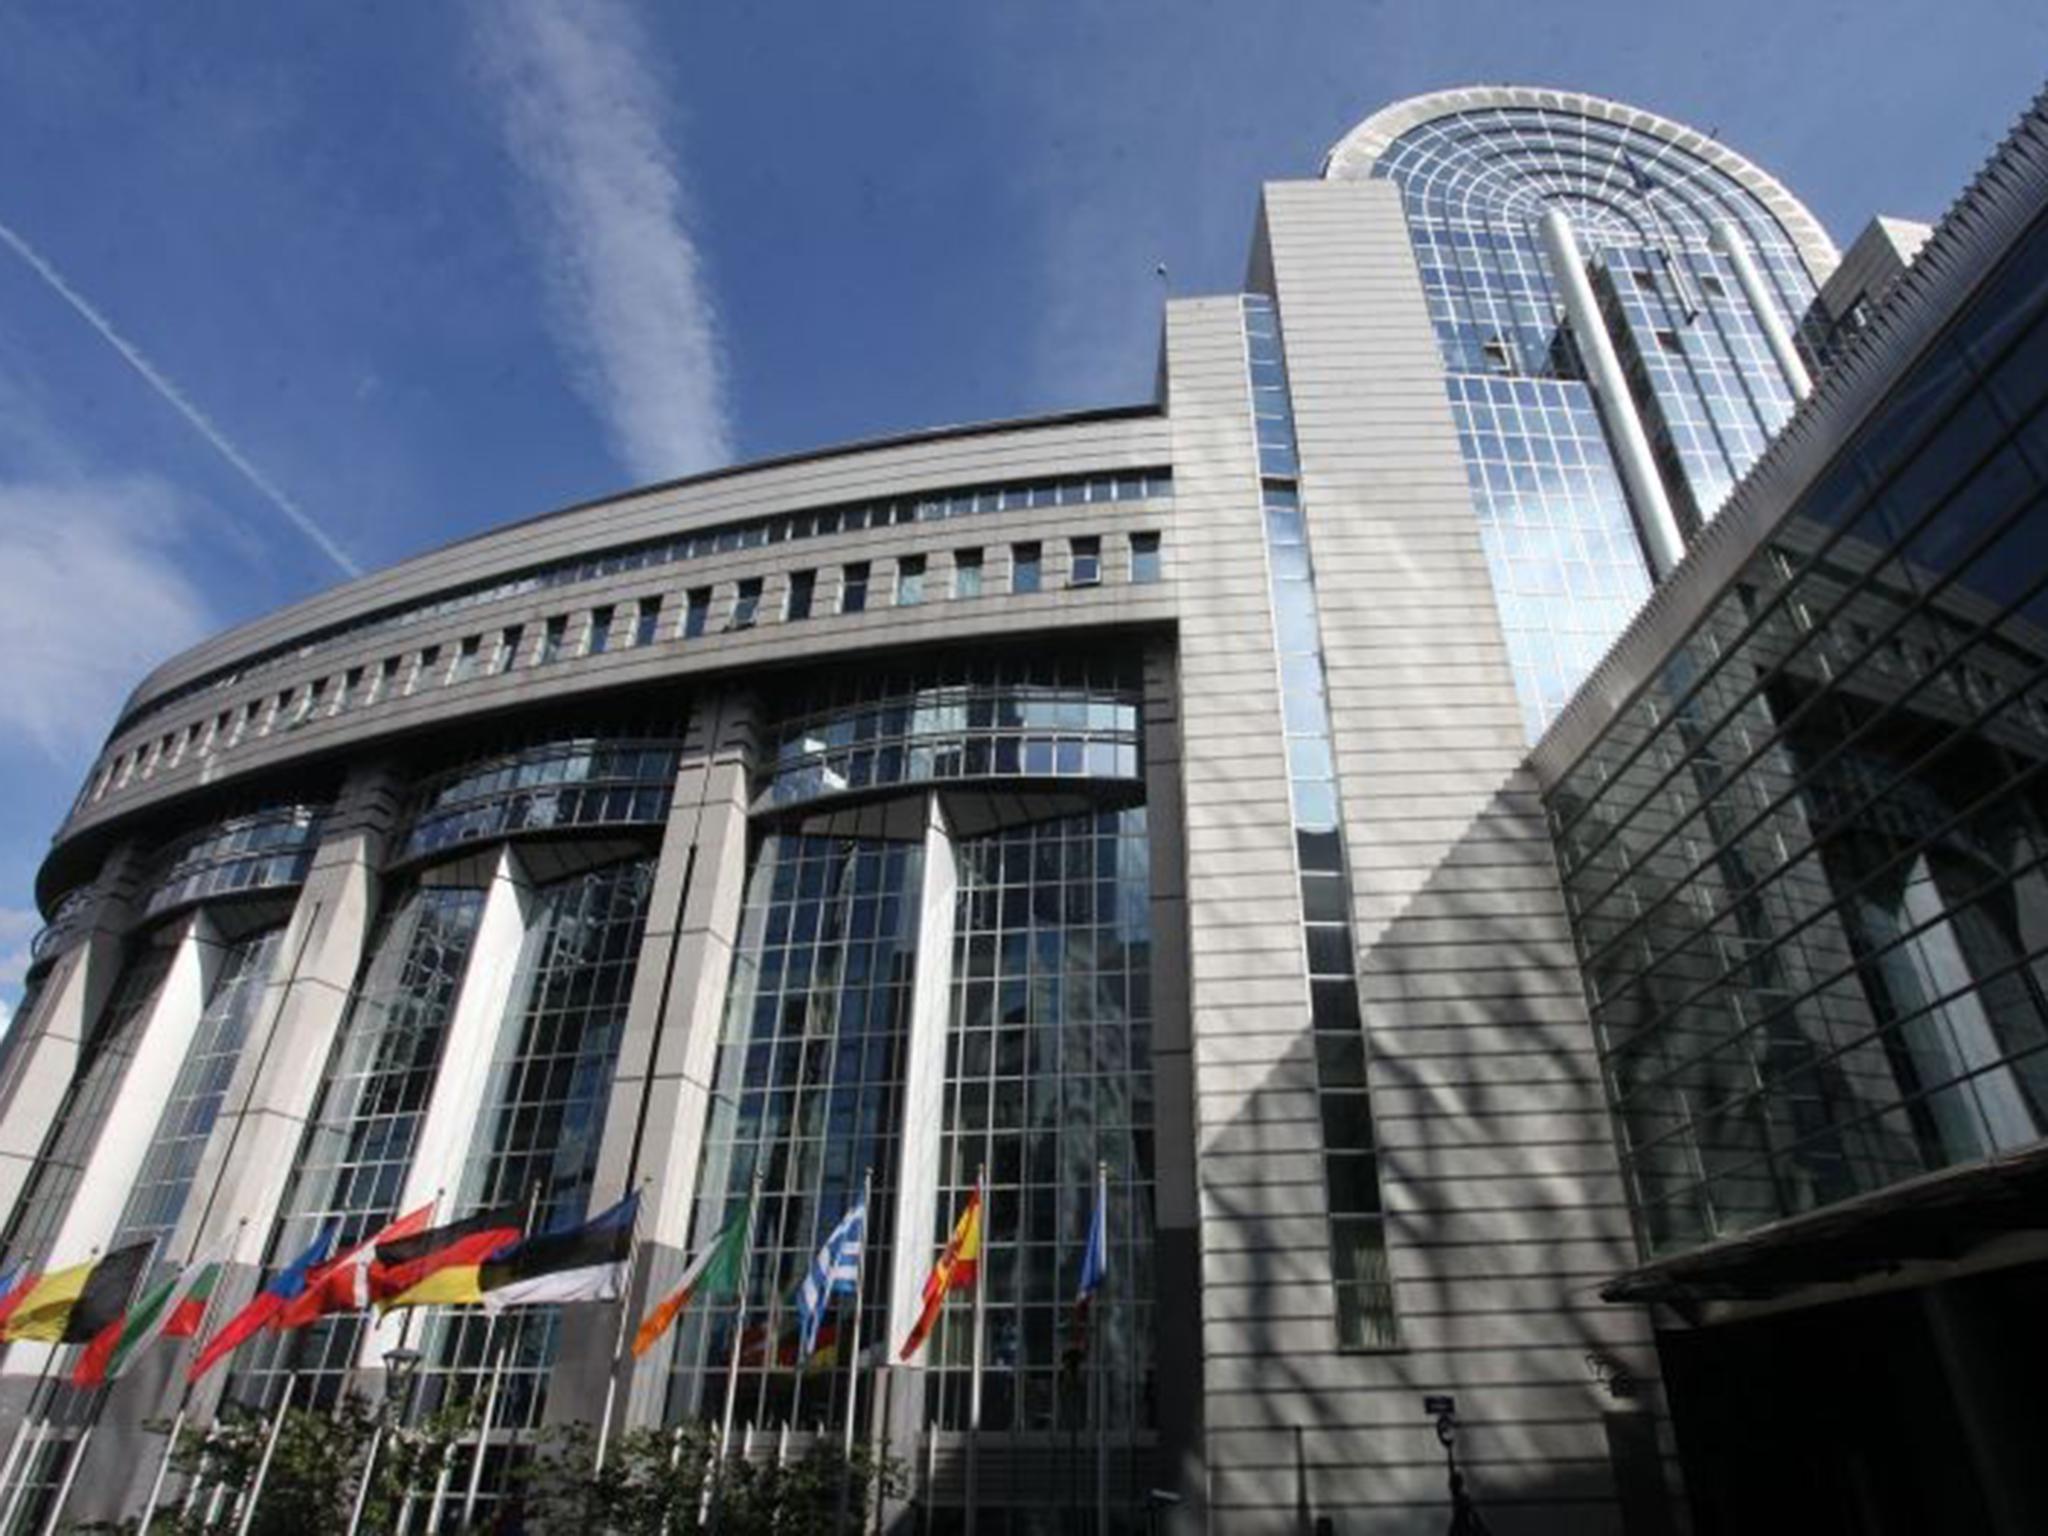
1327, 87, 1839, 735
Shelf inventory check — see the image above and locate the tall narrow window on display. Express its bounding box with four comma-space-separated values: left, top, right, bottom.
1069, 536, 1101, 587
634, 596, 662, 647
339, 667, 364, 712
786, 569, 816, 621
729, 578, 762, 630
683, 587, 712, 638
496, 625, 524, 673
1131, 532, 1162, 584
587, 606, 614, 656
842, 562, 870, 614
954, 549, 983, 598
448, 635, 481, 685
538, 616, 568, 665
1012, 542, 1042, 594
373, 657, 402, 704
406, 647, 439, 696
896, 555, 926, 606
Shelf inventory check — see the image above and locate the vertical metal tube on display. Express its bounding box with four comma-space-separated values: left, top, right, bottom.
234, 1372, 296, 1536
1713, 220, 1814, 400
1539, 206, 1687, 576
965, 1164, 987, 1536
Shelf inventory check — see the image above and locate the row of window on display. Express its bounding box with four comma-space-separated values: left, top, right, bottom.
85, 532, 1165, 808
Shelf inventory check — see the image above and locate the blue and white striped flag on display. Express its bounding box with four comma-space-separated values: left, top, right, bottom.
796, 1197, 866, 1362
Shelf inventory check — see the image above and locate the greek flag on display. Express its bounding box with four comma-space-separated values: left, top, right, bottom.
796, 1198, 865, 1362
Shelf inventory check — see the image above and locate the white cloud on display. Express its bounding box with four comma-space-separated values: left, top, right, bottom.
0, 476, 214, 763
472, 0, 732, 485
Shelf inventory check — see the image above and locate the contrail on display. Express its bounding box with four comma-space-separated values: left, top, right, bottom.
0, 216, 361, 579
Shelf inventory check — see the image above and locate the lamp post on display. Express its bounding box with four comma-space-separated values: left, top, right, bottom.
345, 1347, 423, 1536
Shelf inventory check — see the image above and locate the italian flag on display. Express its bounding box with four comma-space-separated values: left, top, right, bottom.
631, 1199, 750, 1358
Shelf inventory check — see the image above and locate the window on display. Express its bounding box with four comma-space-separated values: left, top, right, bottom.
495, 626, 523, 674
448, 635, 481, 685
1069, 536, 1100, 587
537, 616, 568, 665
683, 587, 711, 638
954, 549, 983, 599
373, 657, 402, 705
1699, 273, 1727, 301
1131, 532, 1162, 584
842, 562, 870, 614
1012, 543, 1041, 594
634, 597, 662, 647
587, 606, 615, 656
786, 569, 815, 621
1655, 328, 1683, 353
338, 668, 363, 713
897, 555, 926, 606
729, 578, 762, 630
406, 648, 438, 696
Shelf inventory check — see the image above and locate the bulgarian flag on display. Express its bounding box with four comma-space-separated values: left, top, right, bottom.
897, 1186, 983, 1362
75, 1256, 226, 1387
631, 1197, 750, 1358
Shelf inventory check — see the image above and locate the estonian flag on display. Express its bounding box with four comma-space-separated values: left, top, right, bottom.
371, 1205, 524, 1311
480, 1191, 638, 1310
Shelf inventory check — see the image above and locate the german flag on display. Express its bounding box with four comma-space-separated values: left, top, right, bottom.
371, 1206, 523, 1311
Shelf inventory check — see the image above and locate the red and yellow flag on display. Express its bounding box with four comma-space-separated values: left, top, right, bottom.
897, 1188, 982, 1361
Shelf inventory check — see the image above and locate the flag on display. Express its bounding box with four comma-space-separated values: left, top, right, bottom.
164, 1261, 222, 1337
0, 1265, 38, 1330
59, 1242, 154, 1345
480, 1192, 638, 1310
897, 1187, 982, 1362
370, 1205, 523, 1312
631, 1200, 750, 1357
1064, 1173, 1108, 1377
75, 1270, 173, 1387
189, 1226, 337, 1382
795, 1197, 864, 1362
739, 1317, 838, 1371
3, 1258, 98, 1342
276, 1202, 434, 1328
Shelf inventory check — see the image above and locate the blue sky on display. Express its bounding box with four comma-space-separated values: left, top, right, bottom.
0, 0, 2041, 1014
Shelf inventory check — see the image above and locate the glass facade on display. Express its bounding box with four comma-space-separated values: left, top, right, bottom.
111, 925, 286, 1252
232, 883, 486, 1407
0, 942, 177, 1271
675, 831, 922, 1429
142, 806, 327, 920
927, 809, 1156, 1432
762, 661, 1143, 810
1242, 296, 1396, 1347
1548, 215, 2048, 1256
1370, 104, 1823, 736
418, 856, 656, 1432
400, 734, 681, 864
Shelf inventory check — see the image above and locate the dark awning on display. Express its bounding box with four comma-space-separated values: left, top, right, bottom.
1603, 1139, 2048, 1307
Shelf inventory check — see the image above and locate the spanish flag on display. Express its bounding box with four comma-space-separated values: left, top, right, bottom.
897, 1187, 982, 1361
371, 1205, 523, 1312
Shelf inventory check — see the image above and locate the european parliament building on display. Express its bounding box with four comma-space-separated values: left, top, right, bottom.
3, 81, 2046, 1533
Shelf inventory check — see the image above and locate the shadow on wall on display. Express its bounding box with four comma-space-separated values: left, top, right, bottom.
1199, 767, 1677, 1536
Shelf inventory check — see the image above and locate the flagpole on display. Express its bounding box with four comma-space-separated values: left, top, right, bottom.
1094, 1162, 1109, 1536
140, 1223, 237, 1536
707, 1168, 763, 1536
833, 1164, 873, 1536
965, 1162, 987, 1536
457, 1328, 510, 1530
35, 1386, 104, 1536
0, 1334, 64, 1514
234, 1370, 297, 1536
0, 1241, 100, 1529
592, 1178, 649, 1475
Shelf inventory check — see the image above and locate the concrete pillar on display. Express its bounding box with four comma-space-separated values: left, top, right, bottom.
878, 792, 957, 1533
356, 847, 535, 1369
561, 692, 756, 1435
0, 848, 149, 1237
1714, 220, 1815, 400
1540, 206, 1687, 576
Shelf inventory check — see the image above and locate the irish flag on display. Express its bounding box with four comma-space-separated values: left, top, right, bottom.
631, 1197, 750, 1358
897, 1187, 983, 1361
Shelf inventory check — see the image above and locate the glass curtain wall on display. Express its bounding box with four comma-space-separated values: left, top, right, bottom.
417, 856, 656, 1435
230, 884, 487, 1408
111, 926, 287, 1253
674, 832, 922, 1431
1371, 104, 1822, 736
0, 942, 177, 1272
1549, 219, 2048, 1255
925, 808, 1157, 1436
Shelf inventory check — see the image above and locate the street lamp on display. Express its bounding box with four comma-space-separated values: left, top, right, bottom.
345, 1347, 426, 1536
